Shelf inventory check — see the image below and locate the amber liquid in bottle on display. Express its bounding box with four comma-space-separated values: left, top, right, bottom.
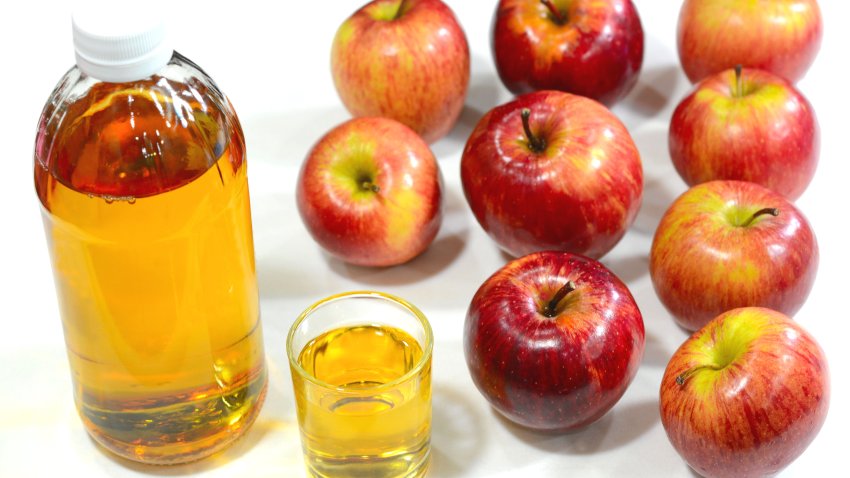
294, 324, 431, 477
35, 72, 267, 464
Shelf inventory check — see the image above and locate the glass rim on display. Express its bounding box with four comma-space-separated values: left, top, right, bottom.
286, 290, 434, 393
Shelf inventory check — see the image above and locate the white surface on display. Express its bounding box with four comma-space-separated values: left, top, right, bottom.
1, 1, 847, 477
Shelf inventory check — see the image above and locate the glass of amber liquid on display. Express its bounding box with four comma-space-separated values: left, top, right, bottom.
287, 291, 433, 478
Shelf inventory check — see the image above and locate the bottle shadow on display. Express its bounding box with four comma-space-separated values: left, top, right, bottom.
91, 415, 283, 476
90, 365, 300, 476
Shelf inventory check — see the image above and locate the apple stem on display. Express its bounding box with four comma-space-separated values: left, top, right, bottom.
521, 108, 547, 153
676, 364, 724, 386
543, 281, 576, 318
541, 0, 565, 24
394, 0, 408, 20
361, 181, 380, 193
734, 64, 743, 97
742, 207, 779, 227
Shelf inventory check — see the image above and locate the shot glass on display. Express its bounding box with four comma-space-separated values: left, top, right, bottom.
287, 291, 433, 478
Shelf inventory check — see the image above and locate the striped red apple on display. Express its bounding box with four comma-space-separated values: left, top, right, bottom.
677, 0, 822, 83
669, 66, 819, 200
331, 0, 470, 143
660, 307, 829, 477
650, 180, 818, 331
296, 117, 443, 266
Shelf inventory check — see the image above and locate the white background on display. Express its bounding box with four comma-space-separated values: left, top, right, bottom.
1, 1, 847, 476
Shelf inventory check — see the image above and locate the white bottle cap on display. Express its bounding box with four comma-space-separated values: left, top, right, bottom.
72, 4, 173, 83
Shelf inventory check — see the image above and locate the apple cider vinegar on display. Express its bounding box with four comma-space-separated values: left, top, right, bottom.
35, 52, 267, 463
291, 318, 432, 477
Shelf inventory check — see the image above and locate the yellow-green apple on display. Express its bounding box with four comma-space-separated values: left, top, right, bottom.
650, 180, 818, 331
660, 307, 829, 477
492, 0, 643, 106
464, 251, 644, 431
460, 90, 643, 259
669, 66, 819, 200
331, 0, 470, 143
677, 0, 822, 84
296, 117, 443, 266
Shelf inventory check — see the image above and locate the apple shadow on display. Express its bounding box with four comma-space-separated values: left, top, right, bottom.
498, 248, 520, 263
323, 187, 471, 286
466, 53, 508, 112
492, 398, 660, 455
621, 65, 682, 118
602, 253, 650, 284
325, 232, 468, 287
432, 53, 505, 158
643, 329, 675, 369
688, 466, 704, 477
630, 126, 684, 236
432, 104, 484, 158
429, 384, 487, 477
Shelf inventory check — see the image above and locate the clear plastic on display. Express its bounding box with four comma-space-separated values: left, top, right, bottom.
34, 52, 267, 464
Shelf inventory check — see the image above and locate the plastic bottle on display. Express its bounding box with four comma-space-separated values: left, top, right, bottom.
33, 8, 267, 464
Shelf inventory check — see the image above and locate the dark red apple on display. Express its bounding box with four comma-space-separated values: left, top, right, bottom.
669, 66, 819, 200
661, 307, 829, 477
460, 90, 643, 259
464, 251, 645, 431
650, 180, 818, 331
491, 0, 644, 105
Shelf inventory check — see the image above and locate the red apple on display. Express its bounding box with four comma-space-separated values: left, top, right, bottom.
678, 0, 823, 84
331, 0, 470, 143
650, 180, 818, 332
660, 307, 829, 478
491, 0, 644, 106
296, 117, 443, 266
464, 251, 644, 431
669, 66, 819, 200
460, 90, 643, 259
